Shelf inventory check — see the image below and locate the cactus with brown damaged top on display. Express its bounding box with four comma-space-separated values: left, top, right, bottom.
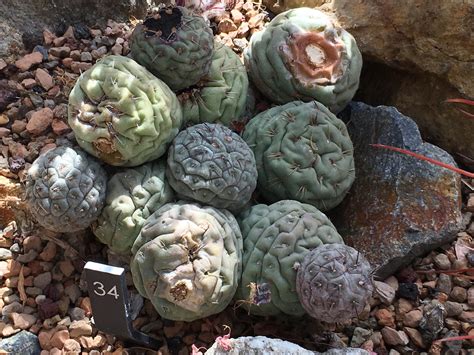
244, 8, 362, 113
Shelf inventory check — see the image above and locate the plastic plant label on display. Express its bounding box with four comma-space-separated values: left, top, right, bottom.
84, 261, 162, 348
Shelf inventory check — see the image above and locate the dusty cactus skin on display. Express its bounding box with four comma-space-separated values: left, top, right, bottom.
235, 200, 344, 316
244, 8, 362, 113
68, 55, 183, 167
296, 244, 373, 323
25, 146, 107, 233
166, 123, 257, 211
179, 42, 249, 128
242, 101, 355, 211
130, 6, 214, 91
92, 160, 174, 254
131, 201, 243, 321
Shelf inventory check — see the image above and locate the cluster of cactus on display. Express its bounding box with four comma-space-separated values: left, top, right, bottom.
24, 4, 372, 325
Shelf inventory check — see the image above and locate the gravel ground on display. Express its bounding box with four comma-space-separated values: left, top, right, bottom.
0, 2, 473, 354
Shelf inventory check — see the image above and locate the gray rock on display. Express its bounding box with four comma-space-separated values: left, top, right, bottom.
333, 102, 462, 278
350, 327, 372, 348
419, 303, 445, 345
1, 301, 23, 316
204, 336, 370, 354
0, 248, 12, 260
436, 274, 452, 295
0, 0, 155, 60
0, 330, 41, 355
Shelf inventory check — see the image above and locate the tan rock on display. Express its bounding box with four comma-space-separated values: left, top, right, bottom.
0, 114, 8, 125
79, 334, 107, 350
26, 107, 53, 135
0, 59, 7, 71
39, 241, 57, 262
459, 311, 474, 323
59, 260, 75, 277
69, 320, 92, 338
0, 176, 22, 227
218, 18, 238, 33
381, 327, 409, 346
70, 61, 92, 74
35, 68, 54, 90
15, 52, 43, 71
51, 119, 70, 135
403, 309, 423, 328
404, 327, 425, 349
50, 329, 70, 349
10, 312, 37, 329
43, 29, 56, 45
231, 9, 244, 25
375, 308, 395, 327
21, 78, 36, 90
63, 338, 81, 352
1, 324, 20, 337
49, 46, 71, 58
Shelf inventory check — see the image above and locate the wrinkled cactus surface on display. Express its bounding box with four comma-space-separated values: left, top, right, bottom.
242, 101, 354, 211
25, 146, 107, 233
130, 6, 214, 91
167, 123, 257, 211
296, 244, 373, 322
179, 42, 249, 128
131, 202, 243, 321
92, 160, 174, 254
236, 200, 344, 316
68, 55, 182, 167
244, 8, 362, 113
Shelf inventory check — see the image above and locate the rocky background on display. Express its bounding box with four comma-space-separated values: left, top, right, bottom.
0, 0, 473, 354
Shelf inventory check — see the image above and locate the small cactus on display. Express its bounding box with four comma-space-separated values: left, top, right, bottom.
25, 146, 107, 233
130, 5, 214, 91
296, 244, 373, 323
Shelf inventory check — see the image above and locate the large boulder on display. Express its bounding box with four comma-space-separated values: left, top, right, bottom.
331, 102, 463, 278
263, 0, 474, 159
0, 0, 157, 60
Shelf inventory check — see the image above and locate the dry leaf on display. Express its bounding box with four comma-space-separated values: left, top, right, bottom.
18, 265, 27, 304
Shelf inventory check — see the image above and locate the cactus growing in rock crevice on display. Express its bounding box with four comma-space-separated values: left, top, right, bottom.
244, 8, 362, 113
242, 100, 355, 211
166, 123, 257, 211
68, 55, 183, 167
130, 6, 214, 91
25, 146, 107, 233
92, 160, 174, 254
296, 244, 373, 323
236, 200, 344, 316
131, 201, 243, 322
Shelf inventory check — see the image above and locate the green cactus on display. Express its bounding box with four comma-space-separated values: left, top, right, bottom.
25, 146, 107, 233
131, 201, 243, 321
179, 42, 249, 128
92, 160, 174, 254
236, 200, 344, 316
166, 123, 257, 211
68, 55, 183, 167
242, 101, 355, 211
130, 6, 214, 91
296, 244, 373, 323
244, 8, 362, 113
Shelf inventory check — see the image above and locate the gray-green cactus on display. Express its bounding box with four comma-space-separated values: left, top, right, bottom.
131, 201, 243, 321
130, 6, 214, 91
242, 101, 355, 211
166, 123, 257, 211
179, 42, 249, 128
296, 244, 373, 323
244, 8, 362, 113
235, 200, 344, 316
68, 55, 182, 167
92, 160, 174, 254
25, 146, 107, 233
